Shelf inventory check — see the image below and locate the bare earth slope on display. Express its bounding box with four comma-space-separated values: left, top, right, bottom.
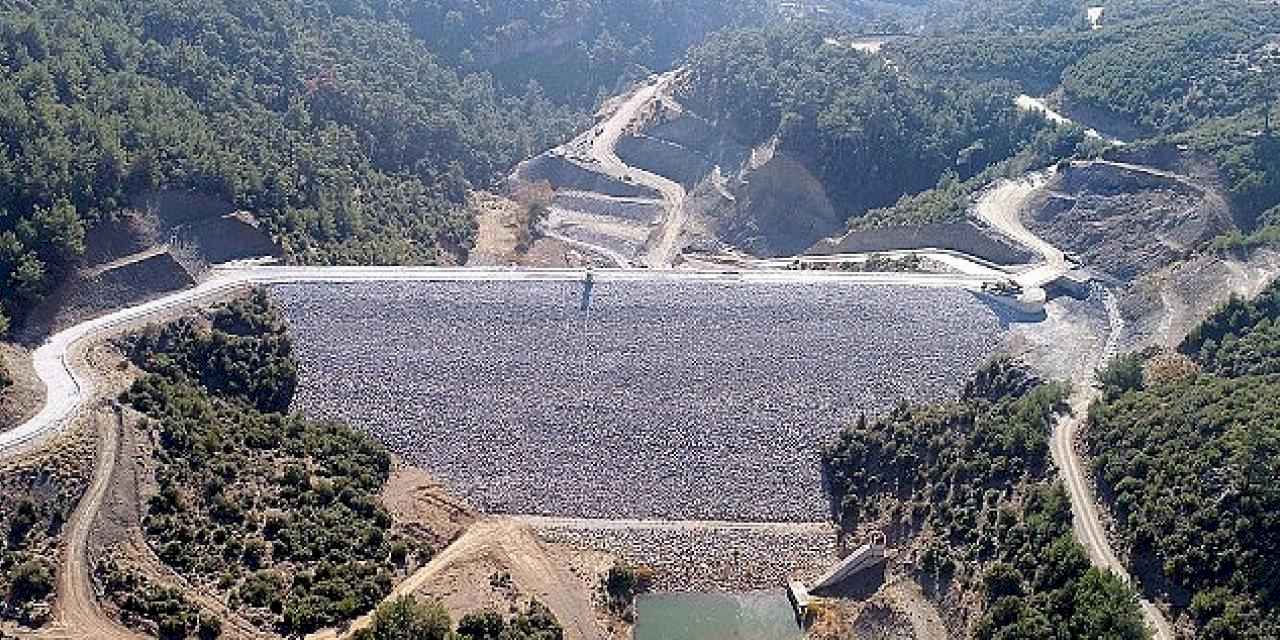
1025, 160, 1233, 282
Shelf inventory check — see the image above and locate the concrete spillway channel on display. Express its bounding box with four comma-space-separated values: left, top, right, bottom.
788, 538, 887, 623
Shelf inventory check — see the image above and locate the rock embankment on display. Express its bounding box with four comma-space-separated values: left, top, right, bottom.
534, 522, 839, 592
1025, 160, 1232, 282
272, 279, 1009, 523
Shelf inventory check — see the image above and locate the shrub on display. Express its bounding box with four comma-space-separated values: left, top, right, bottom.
1143, 352, 1199, 387
8, 560, 54, 603
605, 562, 654, 607
352, 596, 452, 640
983, 562, 1025, 601
388, 541, 409, 567
121, 290, 404, 633
457, 601, 562, 640
1095, 353, 1145, 399
197, 614, 222, 640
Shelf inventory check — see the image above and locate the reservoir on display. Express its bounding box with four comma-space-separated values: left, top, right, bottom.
634, 591, 804, 640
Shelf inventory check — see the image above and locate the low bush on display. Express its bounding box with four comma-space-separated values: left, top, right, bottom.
605, 562, 655, 610
97, 559, 210, 640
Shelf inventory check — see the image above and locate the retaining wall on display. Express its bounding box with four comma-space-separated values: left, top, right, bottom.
813, 221, 1034, 265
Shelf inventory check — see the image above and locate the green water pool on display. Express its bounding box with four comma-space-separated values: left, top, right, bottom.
634, 591, 804, 640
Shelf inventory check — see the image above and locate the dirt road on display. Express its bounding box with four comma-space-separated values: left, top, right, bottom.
584, 73, 688, 267
43, 410, 143, 640
974, 171, 1063, 270
1052, 390, 1175, 640
1015, 95, 1125, 145
313, 519, 606, 640
976, 173, 1175, 640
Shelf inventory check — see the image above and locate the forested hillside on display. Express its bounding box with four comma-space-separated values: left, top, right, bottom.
117, 291, 425, 636
400, 0, 769, 107
680, 23, 1056, 227
887, 1, 1280, 238
823, 359, 1147, 639
0, 0, 624, 336
1087, 283, 1280, 639
893, 0, 1087, 34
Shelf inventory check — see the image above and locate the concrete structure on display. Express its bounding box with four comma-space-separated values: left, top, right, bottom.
787, 581, 811, 626
1046, 269, 1094, 298
977, 285, 1049, 319
810, 538, 887, 592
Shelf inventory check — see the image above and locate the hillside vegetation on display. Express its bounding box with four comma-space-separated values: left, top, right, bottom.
0, 433, 94, 629
823, 359, 1147, 639
888, 1, 1280, 239
354, 595, 563, 640
680, 23, 1059, 228
117, 291, 426, 636
0, 0, 602, 335
402, 0, 768, 107
1087, 282, 1280, 639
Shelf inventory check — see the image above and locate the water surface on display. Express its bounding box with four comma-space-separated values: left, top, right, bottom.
634, 591, 804, 640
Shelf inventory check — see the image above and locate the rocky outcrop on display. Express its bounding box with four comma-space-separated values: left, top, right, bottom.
176, 212, 283, 264
702, 153, 847, 257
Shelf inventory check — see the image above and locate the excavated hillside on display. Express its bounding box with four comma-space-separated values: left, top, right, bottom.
1004, 150, 1280, 352
508, 75, 850, 264
1025, 159, 1233, 282
16, 192, 282, 343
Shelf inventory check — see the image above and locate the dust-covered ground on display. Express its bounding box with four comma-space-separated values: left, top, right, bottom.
1006, 288, 1113, 382
0, 343, 45, 431
468, 191, 616, 268
1121, 249, 1280, 350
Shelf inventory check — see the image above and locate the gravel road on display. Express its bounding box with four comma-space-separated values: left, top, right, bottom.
974, 177, 1175, 640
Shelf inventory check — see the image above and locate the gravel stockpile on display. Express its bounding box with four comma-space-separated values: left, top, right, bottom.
272, 279, 1007, 522
534, 524, 839, 592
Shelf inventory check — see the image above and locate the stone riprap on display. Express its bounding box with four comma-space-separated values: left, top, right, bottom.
271, 279, 1007, 522
534, 523, 839, 592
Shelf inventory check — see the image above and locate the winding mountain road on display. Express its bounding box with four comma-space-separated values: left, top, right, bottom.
583, 72, 689, 267
1015, 95, 1127, 146
43, 412, 145, 640
972, 177, 1175, 640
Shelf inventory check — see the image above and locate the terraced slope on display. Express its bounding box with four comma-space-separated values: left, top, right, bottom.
273, 279, 1011, 522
